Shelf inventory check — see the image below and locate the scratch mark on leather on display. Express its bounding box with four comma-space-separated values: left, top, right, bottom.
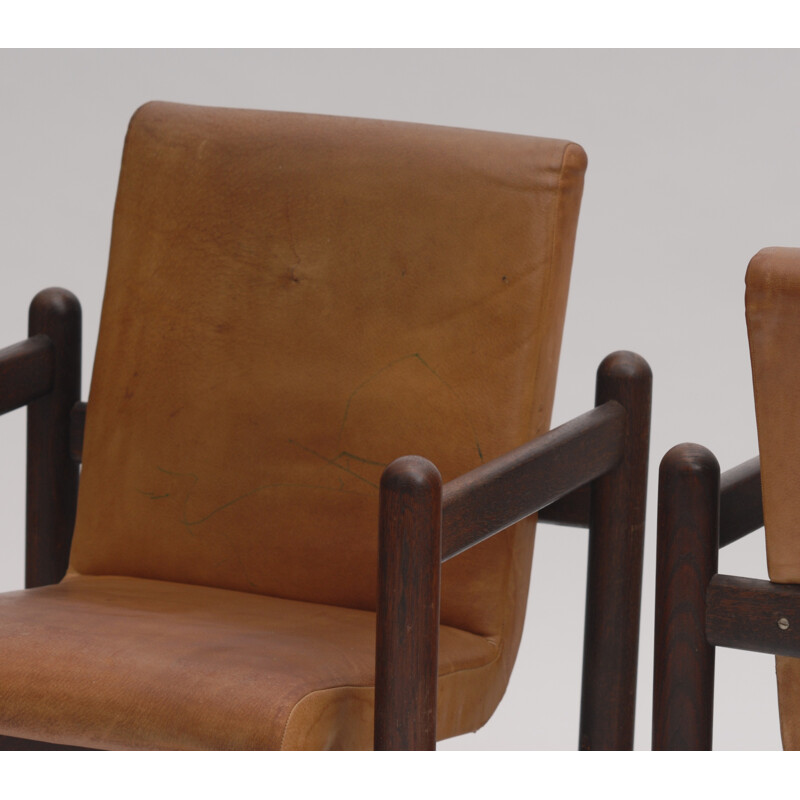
137, 470, 370, 536
335, 354, 409, 448
139, 466, 257, 586
287, 440, 383, 489
335, 353, 483, 463
413, 353, 484, 462
149, 466, 369, 526
137, 466, 373, 589
338, 452, 387, 467
154, 466, 269, 526
137, 490, 170, 500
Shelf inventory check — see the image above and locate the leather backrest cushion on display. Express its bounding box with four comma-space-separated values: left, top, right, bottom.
70, 102, 586, 639
746, 247, 800, 583
745, 246, 800, 750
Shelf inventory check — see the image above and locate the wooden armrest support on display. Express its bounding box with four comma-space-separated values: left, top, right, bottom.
706, 574, 800, 657
0, 335, 54, 415
653, 448, 771, 750
719, 457, 762, 547
441, 400, 626, 561
26, 288, 81, 589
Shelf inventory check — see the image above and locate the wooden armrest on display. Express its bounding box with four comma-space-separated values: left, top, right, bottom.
719, 456, 762, 547
0, 334, 54, 415
441, 401, 626, 560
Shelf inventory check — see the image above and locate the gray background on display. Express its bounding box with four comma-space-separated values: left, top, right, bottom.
0, 49, 796, 750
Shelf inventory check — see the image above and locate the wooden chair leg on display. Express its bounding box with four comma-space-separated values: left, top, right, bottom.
26, 288, 81, 588
652, 443, 719, 750
579, 351, 652, 750
374, 456, 442, 750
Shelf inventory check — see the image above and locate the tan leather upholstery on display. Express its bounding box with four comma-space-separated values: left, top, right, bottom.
746, 247, 800, 750
0, 575, 498, 749
0, 102, 586, 748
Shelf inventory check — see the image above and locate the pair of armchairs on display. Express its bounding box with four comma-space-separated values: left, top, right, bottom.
0, 101, 790, 750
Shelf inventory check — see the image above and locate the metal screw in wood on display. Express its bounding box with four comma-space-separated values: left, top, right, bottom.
778, 617, 790, 631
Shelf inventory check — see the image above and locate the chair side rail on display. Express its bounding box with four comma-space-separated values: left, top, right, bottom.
707, 574, 800, 657
0, 335, 54, 416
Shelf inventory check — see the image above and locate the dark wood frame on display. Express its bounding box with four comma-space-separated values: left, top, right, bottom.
652, 444, 787, 749
0, 289, 653, 751
375, 349, 652, 750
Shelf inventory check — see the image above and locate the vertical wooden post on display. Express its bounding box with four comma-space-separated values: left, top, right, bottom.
579, 351, 652, 750
374, 455, 442, 750
26, 288, 81, 588
652, 443, 719, 750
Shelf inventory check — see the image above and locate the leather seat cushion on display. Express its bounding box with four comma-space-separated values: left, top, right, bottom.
0, 575, 500, 750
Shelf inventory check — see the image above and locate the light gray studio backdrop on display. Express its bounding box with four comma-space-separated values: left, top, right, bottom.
0, 49, 796, 751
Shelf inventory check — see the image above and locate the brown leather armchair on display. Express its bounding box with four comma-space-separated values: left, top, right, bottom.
0, 102, 651, 750
653, 247, 800, 750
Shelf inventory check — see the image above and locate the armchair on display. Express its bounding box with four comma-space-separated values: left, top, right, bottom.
0, 102, 651, 750
653, 247, 800, 749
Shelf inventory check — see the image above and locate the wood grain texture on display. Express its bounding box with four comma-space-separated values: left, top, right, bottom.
0, 335, 54, 416
26, 288, 81, 589
579, 351, 652, 750
652, 443, 719, 750
719, 456, 763, 548
707, 574, 800, 657
374, 456, 442, 750
442, 401, 625, 561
